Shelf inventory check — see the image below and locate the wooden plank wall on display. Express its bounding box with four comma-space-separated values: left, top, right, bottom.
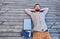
0, 0, 60, 39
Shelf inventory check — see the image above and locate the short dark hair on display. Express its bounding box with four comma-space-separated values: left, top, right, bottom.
34, 4, 40, 8
35, 4, 39, 5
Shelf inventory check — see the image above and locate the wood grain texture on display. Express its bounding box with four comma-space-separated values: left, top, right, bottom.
0, 0, 60, 39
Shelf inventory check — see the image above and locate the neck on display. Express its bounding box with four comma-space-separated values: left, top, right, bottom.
31, 9, 44, 12
33, 9, 40, 12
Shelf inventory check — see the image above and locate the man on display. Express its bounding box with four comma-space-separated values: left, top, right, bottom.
24, 4, 50, 39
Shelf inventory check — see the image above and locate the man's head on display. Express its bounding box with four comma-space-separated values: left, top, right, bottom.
34, 4, 40, 11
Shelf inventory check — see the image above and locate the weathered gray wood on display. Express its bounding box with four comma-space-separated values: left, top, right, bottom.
0, 0, 60, 39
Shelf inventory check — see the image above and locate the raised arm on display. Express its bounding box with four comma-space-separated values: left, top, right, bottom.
24, 9, 33, 15
41, 8, 49, 15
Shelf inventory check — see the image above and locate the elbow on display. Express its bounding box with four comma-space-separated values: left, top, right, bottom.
25, 9, 27, 11
46, 8, 49, 10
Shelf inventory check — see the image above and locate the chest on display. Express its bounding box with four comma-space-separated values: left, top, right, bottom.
31, 12, 45, 18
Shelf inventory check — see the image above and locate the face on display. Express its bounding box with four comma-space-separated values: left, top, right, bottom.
34, 5, 40, 11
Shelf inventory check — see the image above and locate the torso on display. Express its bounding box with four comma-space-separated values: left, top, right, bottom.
30, 11, 47, 32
